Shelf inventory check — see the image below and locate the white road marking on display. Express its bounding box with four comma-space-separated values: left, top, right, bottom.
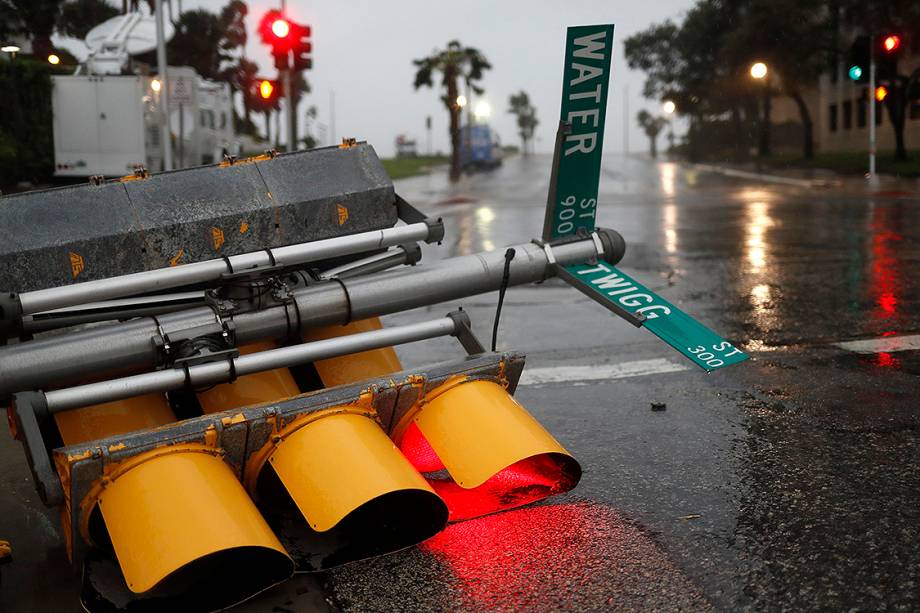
834, 334, 920, 354
518, 358, 690, 386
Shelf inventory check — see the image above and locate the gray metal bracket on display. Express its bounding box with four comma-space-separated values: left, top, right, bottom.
10, 392, 62, 507
396, 194, 444, 244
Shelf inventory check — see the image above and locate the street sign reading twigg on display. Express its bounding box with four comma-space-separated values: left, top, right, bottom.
543, 24, 614, 241
561, 261, 749, 372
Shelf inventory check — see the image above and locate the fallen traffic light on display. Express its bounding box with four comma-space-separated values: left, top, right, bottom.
54, 394, 294, 609
193, 334, 448, 571
393, 378, 581, 521
249, 406, 448, 570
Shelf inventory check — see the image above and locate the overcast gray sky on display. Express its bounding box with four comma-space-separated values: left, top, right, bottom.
72, 0, 695, 157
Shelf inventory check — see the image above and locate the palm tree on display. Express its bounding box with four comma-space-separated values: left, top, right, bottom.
413, 41, 491, 182
508, 90, 538, 155
637, 110, 668, 159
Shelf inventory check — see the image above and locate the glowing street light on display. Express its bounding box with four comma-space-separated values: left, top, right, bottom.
456, 94, 467, 108
1, 44, 20, 54
662, 100, 676, 115
47, 54, 61, 65
750, 62, 768, 80
150, 79, 162, 93
474, 100, 491, 121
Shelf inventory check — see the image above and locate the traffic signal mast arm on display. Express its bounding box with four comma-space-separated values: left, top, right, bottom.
0, 230, 622, 399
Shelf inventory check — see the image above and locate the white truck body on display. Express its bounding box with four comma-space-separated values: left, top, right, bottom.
52, 70, 236, 178
52, 75, 146, 177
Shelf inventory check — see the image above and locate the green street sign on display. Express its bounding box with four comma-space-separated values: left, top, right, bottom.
560, 260, 749, 372
543, 24, 615, 241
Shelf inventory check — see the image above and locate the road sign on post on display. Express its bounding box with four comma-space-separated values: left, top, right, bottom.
546, 23, 748, 372
543, 24, 614, 241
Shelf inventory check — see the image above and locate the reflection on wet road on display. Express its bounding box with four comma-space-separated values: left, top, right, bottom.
328, 154, 920, 611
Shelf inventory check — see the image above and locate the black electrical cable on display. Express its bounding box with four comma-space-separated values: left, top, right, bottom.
491, 248, 516, 351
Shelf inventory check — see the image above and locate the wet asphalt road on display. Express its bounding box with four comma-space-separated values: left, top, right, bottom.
318, 155, 920, 611
2, 154, 919, 611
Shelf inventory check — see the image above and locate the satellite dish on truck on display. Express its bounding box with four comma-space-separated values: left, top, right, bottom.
84, 12, 174, 74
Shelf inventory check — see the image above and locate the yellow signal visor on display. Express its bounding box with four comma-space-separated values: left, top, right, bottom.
88, 444, 293, 607
253, 409, 448, 571
395, 379, 582, 521
197, 341, 301, 414
54, 393, 176, 445
304, 317, 402, 387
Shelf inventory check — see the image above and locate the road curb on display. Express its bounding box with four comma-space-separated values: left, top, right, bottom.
689, 163, 840, 188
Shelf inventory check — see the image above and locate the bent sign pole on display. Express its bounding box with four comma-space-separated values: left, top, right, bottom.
547, 24, 748, 372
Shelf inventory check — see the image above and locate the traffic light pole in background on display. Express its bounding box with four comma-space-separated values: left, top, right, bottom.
260, 6, 312, 152
280, 0, 295, 150
154, 0, 172, 170
868, 34, 876, 183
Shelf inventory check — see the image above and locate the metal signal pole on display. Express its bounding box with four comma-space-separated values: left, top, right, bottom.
154, 0, 172, 170
868, 34, 877, 183
285, 68, 295, 151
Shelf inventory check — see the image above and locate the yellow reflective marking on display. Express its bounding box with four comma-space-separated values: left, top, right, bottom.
69, 252, 84, 278
211, 226, 225, 250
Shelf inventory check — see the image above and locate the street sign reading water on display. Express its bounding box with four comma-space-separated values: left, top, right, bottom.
547, 24, 748, 372
543, 24, 614, 241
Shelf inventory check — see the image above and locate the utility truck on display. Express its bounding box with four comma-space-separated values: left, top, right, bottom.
51, 11, 236, 178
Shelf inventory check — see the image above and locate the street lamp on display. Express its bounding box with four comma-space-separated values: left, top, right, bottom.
456, 94, 467, 108
47, 54, 61, 65
150, 79, 162, 93
749, 62, 770, 158
1, 44, 20, 58
474, 100, 491, 122
662, 100, 676, 115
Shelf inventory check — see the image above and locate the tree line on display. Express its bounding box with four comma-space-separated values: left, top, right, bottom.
624, 0, 920, 161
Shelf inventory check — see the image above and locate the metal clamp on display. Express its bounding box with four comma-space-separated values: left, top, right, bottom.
396, 195, 444, 244
152, 309, 238, 370
448, 309, 486, 355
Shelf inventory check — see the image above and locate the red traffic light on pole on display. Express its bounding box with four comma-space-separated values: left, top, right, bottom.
292, 22, 313, 71
259, 10, 293, 52
882, 35, 901, 54
271, 17, 291, 40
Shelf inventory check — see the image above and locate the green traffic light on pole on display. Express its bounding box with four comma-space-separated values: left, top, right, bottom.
848, 65, 862, 81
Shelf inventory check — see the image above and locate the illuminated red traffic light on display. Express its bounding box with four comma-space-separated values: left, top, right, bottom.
882, 35, 901, 54
259, 80, 274, 100
271, 18, 290, 39
875, 85, 889, 102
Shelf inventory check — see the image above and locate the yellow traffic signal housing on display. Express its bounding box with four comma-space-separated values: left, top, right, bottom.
393, 378, 581, 521
190, 330, 448, 571
304, 317, 403, 387
248, 406, 448, 570
53, 394, 293, 609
